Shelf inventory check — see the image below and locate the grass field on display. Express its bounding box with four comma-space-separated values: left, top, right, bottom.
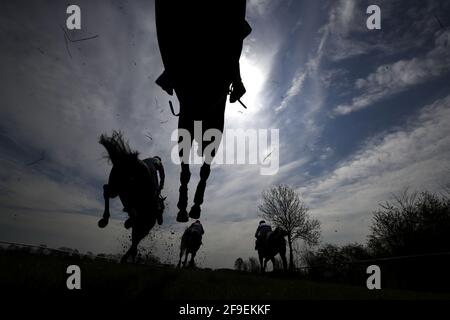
1, 251, 449, 300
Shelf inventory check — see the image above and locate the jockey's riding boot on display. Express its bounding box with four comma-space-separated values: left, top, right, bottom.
156, 194, 165, 225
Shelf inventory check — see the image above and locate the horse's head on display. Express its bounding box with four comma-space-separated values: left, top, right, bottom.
274, 227, 288, 238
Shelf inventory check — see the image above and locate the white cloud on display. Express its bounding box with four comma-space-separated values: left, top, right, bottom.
334, 30, 450, 115
301, 94, 450, 243
275, 71, 306, 112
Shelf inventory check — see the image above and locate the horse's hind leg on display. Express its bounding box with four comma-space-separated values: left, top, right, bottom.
281, 253, 288, 272
258, 253, 264, 273
189, 163, 210, 219
98, 184, 114, 228
121, 245, 131, 263
121, 244, 138, 264
188, 251, 197, 267
183, 251, 189, 268
121, 227, 143, 263
176, 163, 191, 222
177, 248, 185, 268
263, 258, 269, 273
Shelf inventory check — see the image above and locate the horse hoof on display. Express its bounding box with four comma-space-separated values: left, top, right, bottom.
98, 218, 109, 228
176, 210, 189, 223
188, 205, 201, 219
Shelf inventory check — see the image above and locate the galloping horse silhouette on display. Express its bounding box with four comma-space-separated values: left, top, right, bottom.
257, 227, 288, 273
97, 131, 163, 263
177, 226, 203, 268
155, 0, 251, 222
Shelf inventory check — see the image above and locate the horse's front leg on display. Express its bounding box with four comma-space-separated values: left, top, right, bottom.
189, 251, 197, 268
176, 163, 191, 222
189, 163, 211, 219
177, 247, 185, 268
98, 184, 113, 228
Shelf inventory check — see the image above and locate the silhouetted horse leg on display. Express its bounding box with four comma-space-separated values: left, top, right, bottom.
121, 218, 155, 263
263, 258, 269, 273
189, 251, 196, 267
121, 242, 138, 264
183, 251, 189, 267
176, 163, 191, 222
280, 252, 288, 272
177, 246, 185, 268
98, 184, 116, 228
121, 227, 139, 263
258, 252, 264, 273
189, 163, 211, 219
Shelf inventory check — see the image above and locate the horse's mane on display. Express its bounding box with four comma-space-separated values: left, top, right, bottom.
99, 131, 139, 165
271, 227, 287, 241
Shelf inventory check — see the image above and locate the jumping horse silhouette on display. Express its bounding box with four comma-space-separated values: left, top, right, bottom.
97, 131, 163, 263
155, 0, 251, 222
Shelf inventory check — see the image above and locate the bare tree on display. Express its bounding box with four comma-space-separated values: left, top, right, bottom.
258, 185, 321, 270
248, 257, 260, 273
368, 189, 450, 256
234, 257, 244, 271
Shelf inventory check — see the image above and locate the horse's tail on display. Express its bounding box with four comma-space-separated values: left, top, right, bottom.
99, 131, 139, 165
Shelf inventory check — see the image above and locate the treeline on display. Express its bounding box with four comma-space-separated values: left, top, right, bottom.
234, 257, 284, 273
303, 190, 450, 291
0, 243, 160, 266
233, 188, 450, 291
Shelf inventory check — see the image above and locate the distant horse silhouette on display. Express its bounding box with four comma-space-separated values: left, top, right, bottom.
155, 0, 251, 222
97, 131, 163, 263
257, 227, 288, 273
177, 227, 203, 268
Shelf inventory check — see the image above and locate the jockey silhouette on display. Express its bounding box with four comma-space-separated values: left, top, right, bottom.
255, 220, 272, 250
188, 220, 205, 236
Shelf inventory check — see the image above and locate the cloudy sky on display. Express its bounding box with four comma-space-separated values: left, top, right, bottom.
1, 0, 450, 268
